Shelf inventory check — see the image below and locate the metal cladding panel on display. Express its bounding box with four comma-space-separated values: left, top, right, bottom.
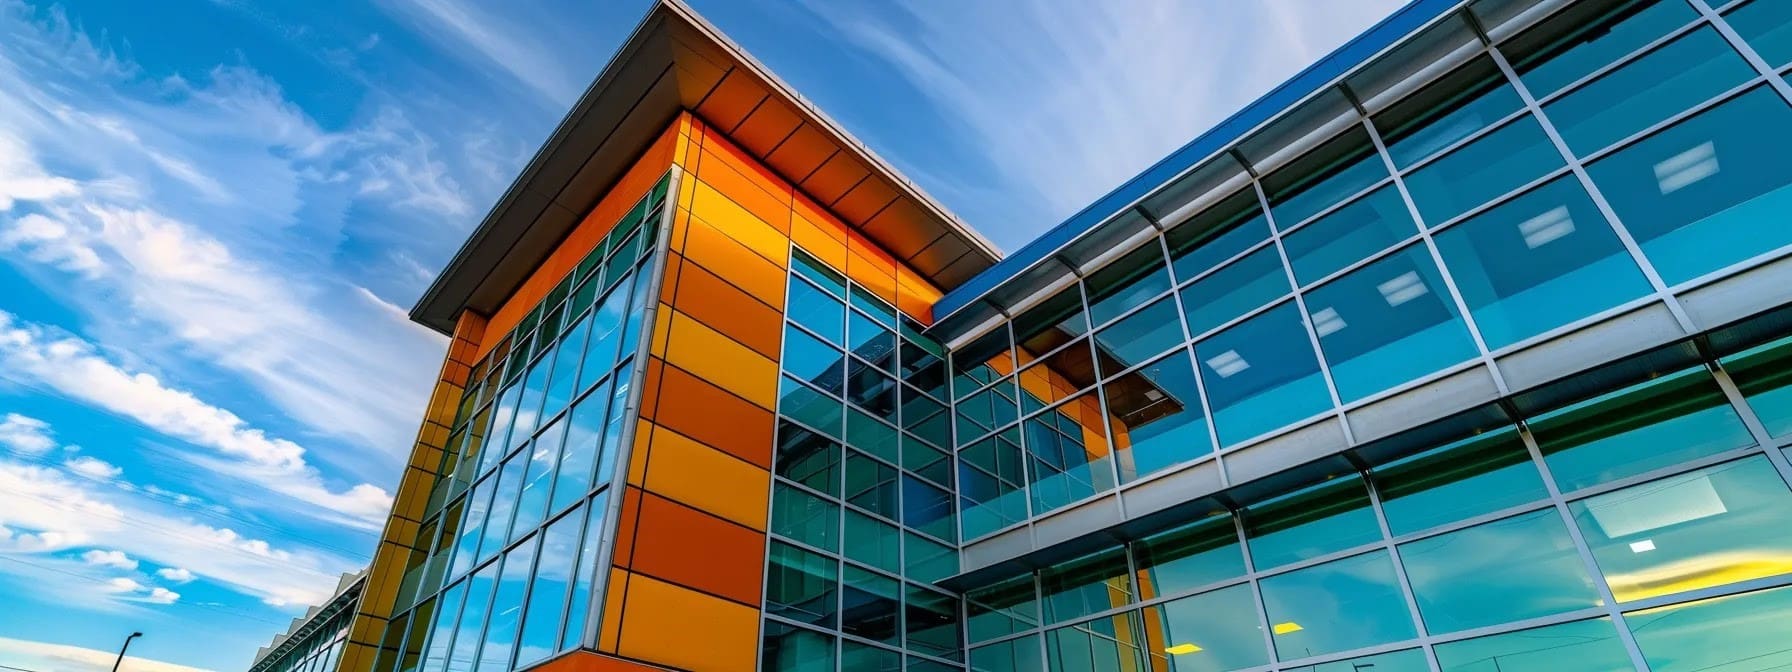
695, 69, 770, 133
729, 95, 803, 156
762, 123, 837, 184
799, 149, 872, 206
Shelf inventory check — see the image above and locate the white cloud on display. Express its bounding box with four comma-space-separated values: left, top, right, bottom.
377, 0, 582, 105
80, 549, 136, 570
65, 455, 122, 480
156, 566, 195, 583
143, 586, 181, 605
0, 212, 103, 274
0, 636, 215, 672
0, 132, 79, 211
105, 576, 141, 593
0, 412, 56, 454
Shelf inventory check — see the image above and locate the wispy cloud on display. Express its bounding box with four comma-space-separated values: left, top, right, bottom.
0, 636, 215, 672
0, 412, 55, 454
376, 0, 586, 106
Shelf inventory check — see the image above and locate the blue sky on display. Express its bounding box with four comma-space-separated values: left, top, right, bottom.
0, 0, 1403, 669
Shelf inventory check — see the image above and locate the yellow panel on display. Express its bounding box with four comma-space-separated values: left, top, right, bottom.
681, 217, 789, 310
642, 424, 771, 530
662, 310, 779, 410
627, 418, 653, 487
649, 302, 673, 359
616, 574, 759, 670
792, 214, 848, 272
688, 181, 786, 266
600, 568, 629, 652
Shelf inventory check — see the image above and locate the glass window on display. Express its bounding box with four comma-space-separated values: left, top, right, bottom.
476, 538, 537, 672
851, 285, 897, 326
515, 510, 579, 667
847, 407, 899, 463
1258, 551, 1418, 661
953, 327, 1013, 399
1400, 509, 1602, 633
849, 360, 900, 422
789, 277, 845, 344
1586, 86, 1792, 285
966, 575, 1039, 643
1167, 195, 1272, 284
1040, 549, 1134, 624
776, 421, 841, 497
1178, 247, 1292, 337
957, 380, 1019, 444
908, 585, 963, 661
1018, 339, 1098, 413
550, 378, 612, 515
1024, 393, 1116, 513
781, 376, 844, 440
1405, 116, 1564, 225
1571, 456, 1792, 603
1197, 302, 1333, 447
1085, 246, 1174, 327
844, 509, 901, 574
845, 451, 898, 521
1374, 429, 1549, 536
959, 429, 1029, 539
1105, 351, 1212, 483
559, 494, 604, 650
1013, 288, 1089, 362
971, 636, 1042, 672
1045, 613, 1149, 672
511, 420, 562, 541
1432, 176, 1651, 349
902, 435, 952, 489
1244, 476, 1382, 570
902, 385, 952, 448
1282, 648, 1430, 672
576, 281, 629, 394
850, 309, 898, 372
1545, 27, 1756, 157
903, 474, 956, 542
1433, 617, 1634, 672
905, 530, 958, 583
1282, 185, 1416, 286
512, 352, 554, 449
1094, 297, 1185, 374
772, 482, 838, 552
542, 321, 587, 419
843, 642, 903, 672
901, 338, 949, 406
1150, 584, 1271, 672
1728, 0, 1792, 68
1378, 60, 1526, 170
1305, 244, 1479, 402
767, 541, 837, 627
421, 580, 467, 672
450, 478, 494, 576
842, 566, 902, 646
1625, 584, 1792, 672
479, 455, 527, 563
1265, 128, 1390, 231
784, 323, 846, 392
1135, 517, 1246, 599
1723, 335, 1792, 436
1510, 0, 1700, 98
793, 249, 846, 297
761, 620, 835, 672
449, 562, 498, 672
1529, 367, 1754, 492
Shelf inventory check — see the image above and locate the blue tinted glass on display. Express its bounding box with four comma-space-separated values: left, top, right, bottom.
1283, 185, 1417, 285
844, 509, 899, 573
1046, 614, 1148, 672
782, 323, 845, 392
576, 282, 629, 393
840, 567, 901, 646
450, 562, 498, 672
1435, 618, 1634, 672
559, 493, 604, 650
1383, 78, 1525, 169
1530, 367, 1753, 492
1104, 351, 1212, 482
1400, 509, 1602, 633
848, 309, 897, 372
1087, 248, 1173, 327
953, 328, 1012, 399
844, 450, 897, 521
847, 365, 898, 425
902, 386, 951, 448
1546, 28, 1756, 157
511, 418, 562, 539
1269, 145, 1390, 230
482, 383, 521, 474
1197, 302, 1333, 446
959, 430, 1028, 539
788, 277, 845, 344
1259, 551, 1417, 659
792, 249, 846, 297
1729, 0, 1792, 68
956, 381, 1019, 443
1152, 585, 1272, 671
1041, 549, 1133, 623
903, 474, 956, 542
1169, 208, 1272, 282
1291, 649, 1430, 672
1724, 335, 1792, 437
479, 455, 526, 563
1246, 477, 1382, 570
1178, 247, 1292, 337
762, 621, 835, 672
906, 584, 962, 658
775, 423, 834, 496
1305, 245, 1479, 401
1025, 394, 1115, 513
780, 375, 844, 440
1405, 116, 1564, 224
1588, 86, 1792, 284
971, 636, 1042, 672
1433, 176, 1651, 348
515, 510, 580, 667
845, 408, 898, 463
1094, 296, 1185, 373
967, 576, 1039, 643
1515, 0, 1701, 97
850, 285, 897, 326
476, 537, 537, 672
1375, 429, 1548, 536
450, 477, 494, 577
1135, 518, 1246, 596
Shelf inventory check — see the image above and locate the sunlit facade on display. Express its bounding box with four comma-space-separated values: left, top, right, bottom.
266, 0, 1792, 670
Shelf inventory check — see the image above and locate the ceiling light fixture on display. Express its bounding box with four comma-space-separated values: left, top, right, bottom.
1165, 643, 1203, 655
1377, 271, 1428, 307
1206, 350, 1250, 378
1273, 622, 1304, 635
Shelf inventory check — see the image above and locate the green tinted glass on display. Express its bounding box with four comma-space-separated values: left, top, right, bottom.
1400, 509, 1602, 633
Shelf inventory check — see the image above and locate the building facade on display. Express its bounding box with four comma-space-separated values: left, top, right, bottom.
268, 0, 1792, 670
251, 572, 365, 672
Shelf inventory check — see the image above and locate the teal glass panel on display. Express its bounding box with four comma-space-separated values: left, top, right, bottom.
849, 309, 898, 372
905, 531, 958, 583
767, 541, 837, 627
450, 563, 498, 672
780, 376, 844, 440
1432, 176, 1650, 348
449, 476, 494, 577
1305, 244, 1478, 401
842, 566, 901, 646
1178, 247, 1291, 337
900, 331, 950, 401
1529, 367, 1754, 492
844, 509, 902, 574
908, 585, 964, 661
902, 435, 952, 489
1404, 116, 1563, 225
851, 285, 898, 326
1013, 288, 1089, 359
902, 385, 951, 448
966, 575, 1039, 643
1374, 429, 1549, 536
1260, 551, 1417, 660
957, 380, 1019, 443
959, 429, 1028, 539
761, 620, 835, 672
1587, 86, 1792, 284
1400, 509, 1602, 633
953, 328, 1013, 400
549, 377, 612, 516
478, 455, 526, 564
783, 323, 846, 391
541, 318, 587, 418
594, 367, 631, 490
1626, 584, 1792, 671
843, 642, 903, 672
1168, 201, 1272, 283
481, 384, 520, 474
1283, 185, 1417, 286
1282, 649, 1429, 672
1023, 393, 1115, 512
1197, 302, 1333, 446
1728, 0, 1792, 68
1512, 0, 1700, 98
1040, 549, 1133, 624
1106, 351, 1212, 482
776, 420, 841, 497
1267, 136, 1390, 231
1045, 613, 1149, 672
1380, 67, 1526, 170
1723, 334, 1792, 436
475, 536, 536, 672
970, 635, 1042, 672
1086, 244, 1173, 328
1136, 517, 1246, 598
559, 493, 604, 650
1152, 584, 1270, 672
1572, 456, 1792, 603
1434, 618, 1633, 672
845, 448, 899, 519
789, 276, 845, 344
903, 474, 956, 542
1545, 28, 1756, 157
1244, 477, 1382, 570
792, 249, 846, 297
514, 510, 579, 667
1095, 296, 1186, 372
772, 482, 838, 552
847, 407, 899, 463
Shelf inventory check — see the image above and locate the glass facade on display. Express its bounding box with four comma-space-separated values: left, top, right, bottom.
256, 606, 352, 672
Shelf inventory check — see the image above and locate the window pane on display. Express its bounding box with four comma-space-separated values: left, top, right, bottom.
450, 562, 498, 672
1405, 116, 1563, 225
959, 429, 1028, 540
849, 366, 900, 425
1151, 584, 1270, 672
1024, 393, 1116, 513
957, 380, 1019, 444
1040, 549, 1133, 624
560, 493, 604, 650
781, 376, 844, 440
1086, 246, 1173, 327
971, 636, 1042, 672
512, 419, 562, 541
1259, 551, 1417, 660
908, 585, 963, 661
1306, 244, 1479, 401
1379, 61, 1526, 170
1281, 649, 1429, 672
479, 456, 527, 564
1136, 517, 1246, 599
1045, 613, 1149, 672
550, 379, 612, 515
1400, 509, 1602, 633
905, 530, 958, 583
1019, 339, 1098, 412
772, 482, 838, 552
784, 323, 846, 392
761, 621, 835, 672
1168, 197, 1272, 283
1571, 456, 1792, 603
776, 421, 841, 497
850, 310, 898, 373
847, 407, 899, 463
1545, 27, 1756, 157
789, 277, 845, 344
1433, 176, 1651, 348
1587, 86, 1792, 284
900, 329, 950, 401
1434, 618, 1633, 672
1013, 287, 1089, 361
842, 566, 901, 646
1511, 0, 1700, 98
903, 474, 955, 542
844, 642, 903, 672
1244, 477, 1382, 570
767, 541, 837, 627
515, 511, 579, 667
1106, 351, 1212, 483
1178, 247, 1292, 337
1374, 429, 1549, 536
1723, 334, 1792, 437
902, 385, 952, 448
844, 509, 901, 574
1283, 185, 1417, 286
902, 435, 952, 489
953, 328, 1013, 399
1197, 302, 1333, 446
967, 575, 1039, 643
1626, 584, 1792, 672
793, 249, 846, 297
1529, 367, 1754, 492
1266, 130, 1389, 231
1095, 297, 1185, 373
476, 537, 536, 672
1728, 0, 1792, 68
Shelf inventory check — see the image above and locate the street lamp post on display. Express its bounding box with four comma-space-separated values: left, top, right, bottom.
111, 632, 143, 672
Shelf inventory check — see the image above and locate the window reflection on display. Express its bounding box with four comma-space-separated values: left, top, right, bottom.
1148, 584, 1270, 672
1374, 429, 1548, 536
1543, 27, 1755, 157
1167, 193, 1272, 283
907, 585, 963, 660
1178, 247, 1291, 337
1135, 517, 1247, 600
1508, 0, 1700, 99
1626, 584, 1792, 671
1400, 509, 1602, 633
1095, 297, 1185, 374
1086, 246, 1174, 327
970, 636, 1042, 672
1727, 0, 1792, 69
1258, 551, 1418, 661
1041, 549, 1134, 624
1265, 127, 1390, 231
1723, 334, 1792, 437
1197, 302, 1333, 446
953, 327, 1014, 399
1304, 244, 1477, 402
1245, 476, 1382, 570
841, 566, 901, 646
959, 429, 1028, 540
1403, 116, 1563, 225
1377, 58, 1525, 170
1282, 185, 1416, 286
1045, 613, 1150, 672
1433, 618, 1633, 672
1281, 648, 1429, 672
1024, 393, 1116, 512
1105, 351, 1211, 483
761, 620, 835, 672
1529, 367, 1754, 492
966, 575, 1039, 643
767, 541, 838, 627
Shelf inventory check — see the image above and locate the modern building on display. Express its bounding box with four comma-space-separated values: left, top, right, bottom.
275, 0, 1792, 670
250, 571, 365, 672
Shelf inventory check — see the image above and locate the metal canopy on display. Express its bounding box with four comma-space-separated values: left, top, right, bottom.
410, 0, 1001, 335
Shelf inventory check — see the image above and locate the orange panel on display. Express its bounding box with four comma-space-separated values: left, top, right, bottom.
629, 491, 765, 606
791, 213, 849, 272
679, 216, 787, 310
611, 485, 644, 564
640, 423, 771, 529
600, 567, 628, 652
615, 574, 759, 671
648, 302, 673, 360
637, 358, 665, 421
657, 251, 682, 305
653, 364, 775, 469
847, 234, 897, 277
627, 418, 652, 488
662, 310, 779, 410
692, 148, 791, 235
849, 252, 900, 304
688, 181, 785, 265
527, 649, 671, 672
670, 261, 782, 360
700, 126, 792, 195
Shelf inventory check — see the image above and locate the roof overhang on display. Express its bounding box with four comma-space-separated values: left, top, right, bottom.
411, 0, 1001, 334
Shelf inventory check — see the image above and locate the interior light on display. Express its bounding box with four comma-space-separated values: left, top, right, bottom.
1377, 271, 1428, 307
1586, 473, 1727, 538
1630, 539, 1657, 553
1273, 622, 1304, 635
1311, 307, 1347, 337
1164, 643, 1203, 655
1144, 389, 1164, 401
1654, 141, 1719, 195
1517, 205, 1575, 249
1205, 350, 1250, 378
